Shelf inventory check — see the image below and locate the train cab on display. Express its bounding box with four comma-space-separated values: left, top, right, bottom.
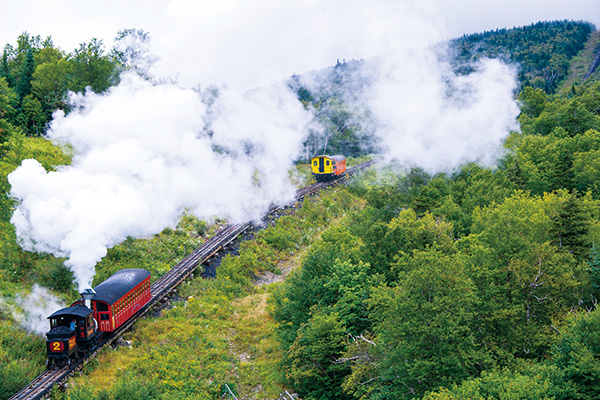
46, 305, 96, 364
91, 269, 152, 332
310, 155, 347, 182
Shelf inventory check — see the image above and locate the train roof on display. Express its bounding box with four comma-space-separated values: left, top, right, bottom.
312, 154, 345, 162
48, 305, 93, 319
91, 269, 151, 305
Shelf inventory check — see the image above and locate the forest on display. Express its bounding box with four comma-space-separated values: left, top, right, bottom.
1, 19, 600, 400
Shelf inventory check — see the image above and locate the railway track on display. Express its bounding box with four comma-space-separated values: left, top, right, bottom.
9, 160, 374, 400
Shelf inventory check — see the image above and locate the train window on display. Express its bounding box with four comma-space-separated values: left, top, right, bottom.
313, 161, 317, 166
326, 160, 330, 166
100, 314, 109, 321
96, 302, 109, 312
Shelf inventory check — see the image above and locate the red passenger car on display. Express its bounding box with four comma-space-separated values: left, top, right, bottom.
91, 269, 152, 332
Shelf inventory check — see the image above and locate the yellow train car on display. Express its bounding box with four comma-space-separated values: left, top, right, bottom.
310, 155, 347, 182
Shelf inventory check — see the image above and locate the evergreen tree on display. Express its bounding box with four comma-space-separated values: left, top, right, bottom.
552, 190, 590, 260
588, 244, 600, 299
20, 94, 44, 136
16, 48, 34, 100
0, 48, 13, 86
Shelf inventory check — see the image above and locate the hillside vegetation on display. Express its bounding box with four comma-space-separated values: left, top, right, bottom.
451, 20, 594, 93
1, 19, 600, 400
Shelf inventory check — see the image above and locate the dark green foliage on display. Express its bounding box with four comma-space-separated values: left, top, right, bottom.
589, 245, 600, 298
466, 192, 586, 359
270, 226, 362, 351
424, 364, 576, 400
287, 312, 350, 400
551, 190, 590, 259
503, 126, 600, 197
553, 310, 600, 400
361, 249, 488, 399
16, 48, 34, 100
0, 32, 119, 137
70, 39, 116, 93
360, 209, 454, 280
272, 183, 596, 398
452, 20, 593, 93
0, 49, 14, 86
518, 81, 600, 137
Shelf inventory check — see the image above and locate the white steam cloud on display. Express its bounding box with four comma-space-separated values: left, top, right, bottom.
2, 285, 67, 335
9, 73, 315, 290
298, 46, 519, 173
364, 51, 520, 172
7, 0, 519, 297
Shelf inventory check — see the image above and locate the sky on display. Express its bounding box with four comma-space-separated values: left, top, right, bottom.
2, 0, 599, 91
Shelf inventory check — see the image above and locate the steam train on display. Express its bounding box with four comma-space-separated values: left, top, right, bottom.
310, 155, 347, 182
46, 269, 151, 368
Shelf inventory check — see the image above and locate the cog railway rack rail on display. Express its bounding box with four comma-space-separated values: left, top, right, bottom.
9, 159, 374, 400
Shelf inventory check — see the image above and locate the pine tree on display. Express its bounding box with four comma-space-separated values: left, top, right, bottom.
16, 48, 35, 101
0, 49, 13, 86
589, 244, 600, 297
552, 190, 589, 260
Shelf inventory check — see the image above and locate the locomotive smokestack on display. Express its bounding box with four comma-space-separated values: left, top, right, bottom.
80, 288, 96, 309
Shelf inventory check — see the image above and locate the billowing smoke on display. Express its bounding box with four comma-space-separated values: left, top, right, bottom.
298, 46, 520, 173
3, 285, 66, 335
367, 50, 519, 172
8, 73, 316, 290
7, 0, 520, 296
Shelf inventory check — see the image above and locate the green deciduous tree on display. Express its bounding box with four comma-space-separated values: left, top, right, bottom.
463, 192, 587, 359
553, 309, 600, 400
504, 129, 600, 196
270, 226, 362, 351
31, 58, 72, 118
358, 209, 454, 280
344, 248, 487, 399
518, 86, 547, 118
287, 312, 350, 400
423, 366, 572, 400
70, 38, 116, 93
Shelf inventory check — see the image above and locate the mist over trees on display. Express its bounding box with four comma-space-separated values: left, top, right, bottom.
1, 18, 600, 400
